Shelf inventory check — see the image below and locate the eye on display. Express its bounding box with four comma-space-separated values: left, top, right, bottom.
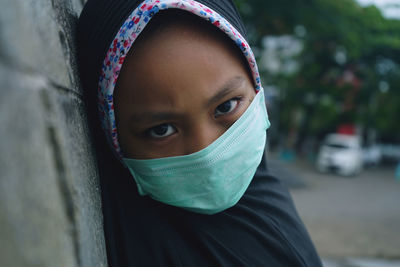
214, 98, 240, 117
147, 123, 176, 139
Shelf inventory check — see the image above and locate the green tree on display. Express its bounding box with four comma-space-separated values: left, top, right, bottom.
235, 0, 400, 145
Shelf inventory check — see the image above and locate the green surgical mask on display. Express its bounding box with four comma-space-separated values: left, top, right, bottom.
123, 88, 270, 215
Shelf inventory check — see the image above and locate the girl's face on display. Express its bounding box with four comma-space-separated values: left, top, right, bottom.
114, 21, 255, 159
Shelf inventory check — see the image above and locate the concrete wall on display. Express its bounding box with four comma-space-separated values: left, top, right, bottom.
0, 0, 107, 266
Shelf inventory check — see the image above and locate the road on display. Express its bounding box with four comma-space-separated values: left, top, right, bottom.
267, 155, 400, 265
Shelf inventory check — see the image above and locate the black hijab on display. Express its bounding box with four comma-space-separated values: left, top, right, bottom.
77, 0, 246, 103
77, 1, 322, 266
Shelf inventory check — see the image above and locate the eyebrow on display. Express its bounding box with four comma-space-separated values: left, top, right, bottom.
128, 111, 183, 125
128, 76, 247, 125
206, 76, 247, 108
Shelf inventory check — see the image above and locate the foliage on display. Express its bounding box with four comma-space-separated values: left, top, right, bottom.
235, 0, 400, 144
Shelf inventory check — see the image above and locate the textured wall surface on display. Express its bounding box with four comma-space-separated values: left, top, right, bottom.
0, 0, 107, 266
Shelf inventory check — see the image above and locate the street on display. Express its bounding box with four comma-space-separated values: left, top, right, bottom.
268, 155, 400, 266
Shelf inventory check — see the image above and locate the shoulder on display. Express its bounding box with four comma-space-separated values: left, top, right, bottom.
101, 163, 322, 267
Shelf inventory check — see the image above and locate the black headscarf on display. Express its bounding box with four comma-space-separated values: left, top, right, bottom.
77, 0, 246, 103
77, 1, 322, 266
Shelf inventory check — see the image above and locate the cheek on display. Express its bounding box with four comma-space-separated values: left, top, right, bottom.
116, 123, 136, 158
244, 86, 257, 109
123, 139, 158, 159
123, 136, 184, 159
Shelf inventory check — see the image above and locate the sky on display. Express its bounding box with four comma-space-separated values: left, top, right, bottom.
356, 0, 400, 19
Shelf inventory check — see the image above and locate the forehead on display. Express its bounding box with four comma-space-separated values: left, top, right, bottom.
114, 11, 253, 111
114, 9, 252, 92
127, 9, 250, 68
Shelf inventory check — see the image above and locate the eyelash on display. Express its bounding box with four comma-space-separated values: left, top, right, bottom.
146, 124, 177, 139
145, 97, 242, 139
214, 97, 242, 118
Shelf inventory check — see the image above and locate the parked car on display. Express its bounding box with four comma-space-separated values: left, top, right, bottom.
362, 145, 382, 166
379, 144, 400, 163
316, 134, 363, 176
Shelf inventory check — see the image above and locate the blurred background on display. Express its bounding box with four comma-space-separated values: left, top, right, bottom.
234, 0, 400, 265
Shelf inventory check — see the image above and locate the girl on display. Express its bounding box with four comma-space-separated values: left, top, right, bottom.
77, 0, 322, 266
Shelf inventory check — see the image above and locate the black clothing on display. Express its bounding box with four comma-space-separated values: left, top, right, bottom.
100, 156, 322, 266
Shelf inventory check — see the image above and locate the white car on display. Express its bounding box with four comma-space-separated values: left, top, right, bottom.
316, 134, 363, 176
362, 145, 382, 166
